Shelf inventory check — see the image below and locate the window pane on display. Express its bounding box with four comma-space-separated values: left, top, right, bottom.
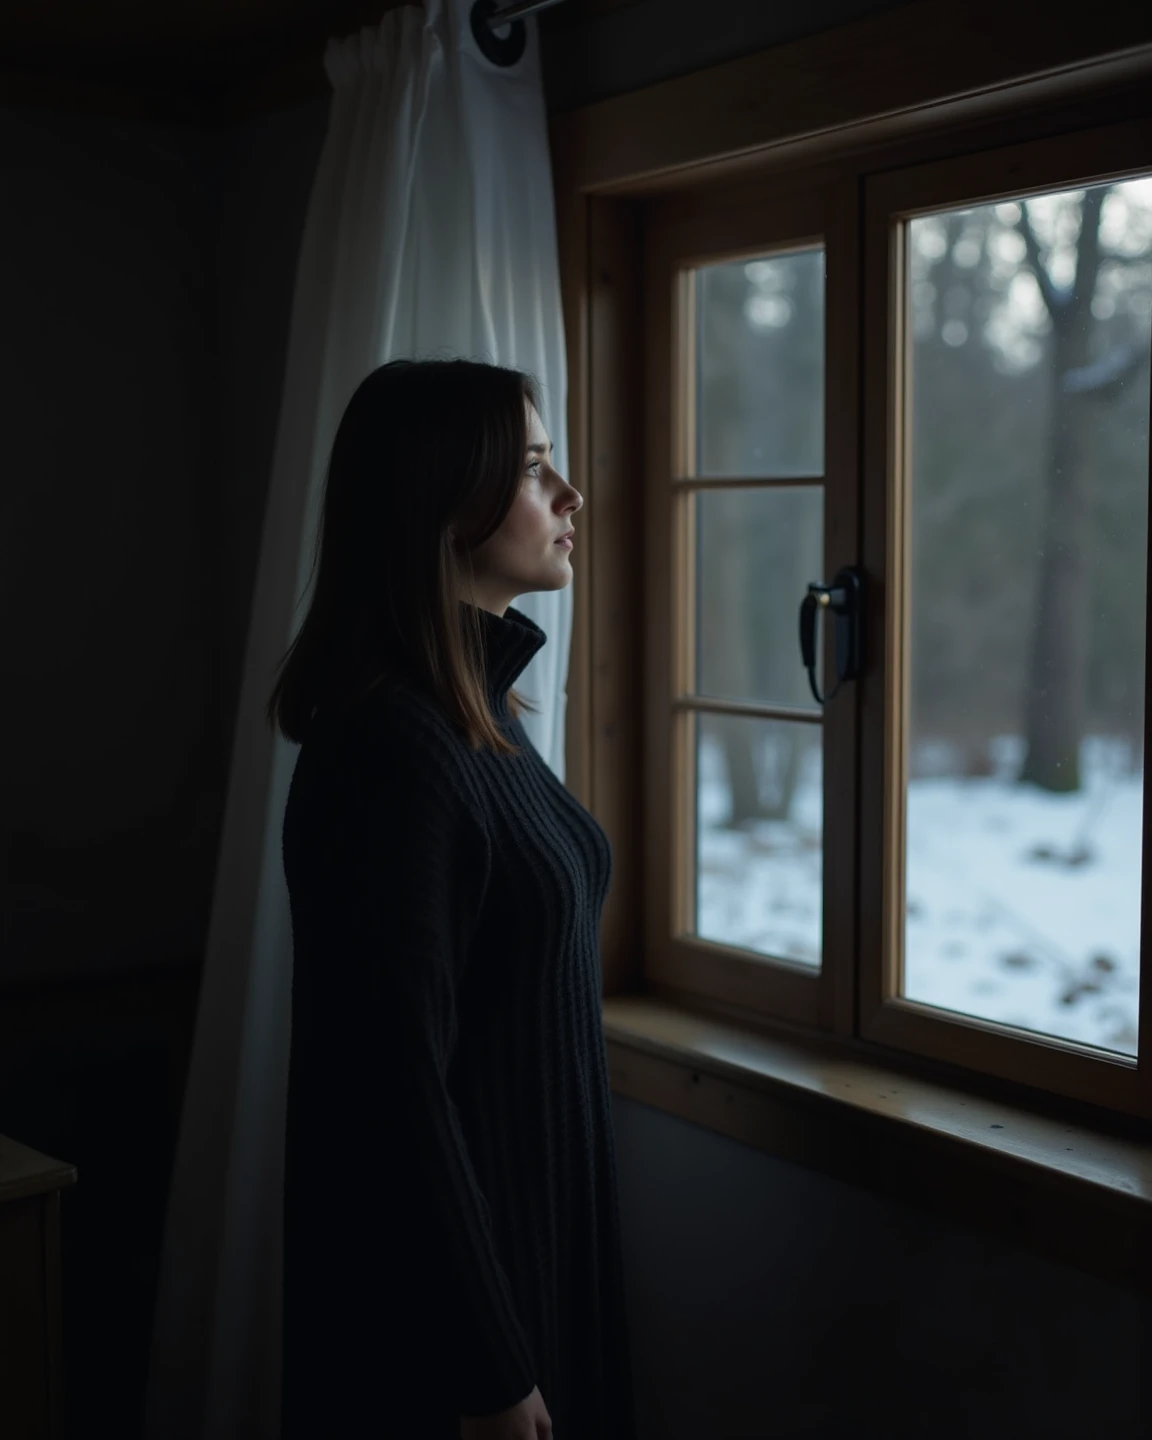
695, 713, 822, 968
696, 248, 825, 477
901, 178, 1151, 1057
695, 486, 823, 709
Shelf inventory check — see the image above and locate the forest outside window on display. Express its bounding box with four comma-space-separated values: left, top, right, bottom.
899, 184, 1148, 1056
643, 119, 1152, 1119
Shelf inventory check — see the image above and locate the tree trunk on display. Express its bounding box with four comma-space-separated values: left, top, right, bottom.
715, 712, 762, 825
760, 728, 804, 819
1018, 386, 1093, 791
1018, 188, 1109, 794
713, 483, 764, 827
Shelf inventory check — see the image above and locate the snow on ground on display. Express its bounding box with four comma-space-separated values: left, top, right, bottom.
695, 732, 1140, 1056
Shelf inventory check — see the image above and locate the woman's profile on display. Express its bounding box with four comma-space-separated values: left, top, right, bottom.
268, 359, 636, 1440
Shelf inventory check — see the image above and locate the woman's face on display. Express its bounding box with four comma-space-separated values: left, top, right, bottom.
463, 402, 583, 616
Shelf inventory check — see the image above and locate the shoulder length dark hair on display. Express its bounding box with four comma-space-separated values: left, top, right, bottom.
266, 357, 543, 756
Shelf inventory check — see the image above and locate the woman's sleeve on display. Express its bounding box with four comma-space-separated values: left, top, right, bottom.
282, 712, 538, 1418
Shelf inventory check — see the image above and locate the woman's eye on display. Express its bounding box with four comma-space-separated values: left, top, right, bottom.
525, 459, 542, 476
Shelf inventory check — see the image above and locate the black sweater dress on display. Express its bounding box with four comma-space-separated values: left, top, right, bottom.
280, 602, 637, 1440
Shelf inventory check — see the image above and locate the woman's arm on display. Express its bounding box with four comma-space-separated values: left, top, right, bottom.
282, 707, 538, 1417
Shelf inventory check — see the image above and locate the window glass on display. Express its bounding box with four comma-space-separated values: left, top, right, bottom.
696, 248, 825, 476
696, 713, 823, 968
695, 486, 824, 710
901, 179, 1151, 1057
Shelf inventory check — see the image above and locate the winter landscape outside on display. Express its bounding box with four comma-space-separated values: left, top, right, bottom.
690, 177, 1151, 1058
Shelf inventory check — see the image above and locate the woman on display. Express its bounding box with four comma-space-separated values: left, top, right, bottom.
269, 359, 637, 1440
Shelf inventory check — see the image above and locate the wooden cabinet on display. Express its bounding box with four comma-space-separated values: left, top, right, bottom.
0, 1134, 76, 1440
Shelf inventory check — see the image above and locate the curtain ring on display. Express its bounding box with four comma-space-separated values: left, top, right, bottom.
469, 0, 528, 67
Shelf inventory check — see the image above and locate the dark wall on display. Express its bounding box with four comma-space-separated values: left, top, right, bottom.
616, 1098, 1151, 1438
0, 110, 220, 988
0, 108, 216, 1437
0, 96, 327, 1437
538, 0, 908, 111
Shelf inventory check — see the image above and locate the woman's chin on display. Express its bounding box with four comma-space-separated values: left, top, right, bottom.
542, 552, 573, 584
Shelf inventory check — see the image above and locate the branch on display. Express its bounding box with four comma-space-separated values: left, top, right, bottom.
1072, 184, 1111, 308
1062, 340, 1150, 399
1017, 201, 1070, 319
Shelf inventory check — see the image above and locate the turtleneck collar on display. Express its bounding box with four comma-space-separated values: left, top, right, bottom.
463, 601, 547, 716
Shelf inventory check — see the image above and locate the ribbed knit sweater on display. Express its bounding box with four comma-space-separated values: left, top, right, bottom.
280, 602, 636, 1440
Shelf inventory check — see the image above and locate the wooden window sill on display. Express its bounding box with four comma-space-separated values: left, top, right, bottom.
602, 994, 1152, 1296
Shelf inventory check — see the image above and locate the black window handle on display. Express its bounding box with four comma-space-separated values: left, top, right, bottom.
799, 566, 865, 706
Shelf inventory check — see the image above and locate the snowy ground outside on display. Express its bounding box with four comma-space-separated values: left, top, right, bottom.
695, 731, 1141, 1056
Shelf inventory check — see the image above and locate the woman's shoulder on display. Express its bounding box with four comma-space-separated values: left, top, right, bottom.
309, 675, 459, 750
298, 680, 486, 822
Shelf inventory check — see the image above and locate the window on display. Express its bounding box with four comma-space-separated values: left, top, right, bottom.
644, 184, 859, 1032
900, 186, 1147, 1057
861, 120, 1151, 1113
643, 119, 1152, 1115
694, 250, 825, 969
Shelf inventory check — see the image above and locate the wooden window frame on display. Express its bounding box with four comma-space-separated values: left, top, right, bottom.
859, 116, 1152, 1117
554, 0, 1152, 1130
642, 180, 859, 1036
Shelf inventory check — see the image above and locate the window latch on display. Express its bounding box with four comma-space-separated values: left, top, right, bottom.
799, 565, 865, 706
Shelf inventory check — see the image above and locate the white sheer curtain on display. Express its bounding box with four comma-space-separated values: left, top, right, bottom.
143, 2, 570, 1433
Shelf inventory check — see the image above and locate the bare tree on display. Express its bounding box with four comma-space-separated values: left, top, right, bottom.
1017, 186, 1150, 792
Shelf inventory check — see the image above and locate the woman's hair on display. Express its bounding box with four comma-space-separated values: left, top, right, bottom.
266, 357, 544, 756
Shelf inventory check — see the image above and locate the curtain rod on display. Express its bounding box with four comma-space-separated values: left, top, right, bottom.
483, 0, 569, 28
